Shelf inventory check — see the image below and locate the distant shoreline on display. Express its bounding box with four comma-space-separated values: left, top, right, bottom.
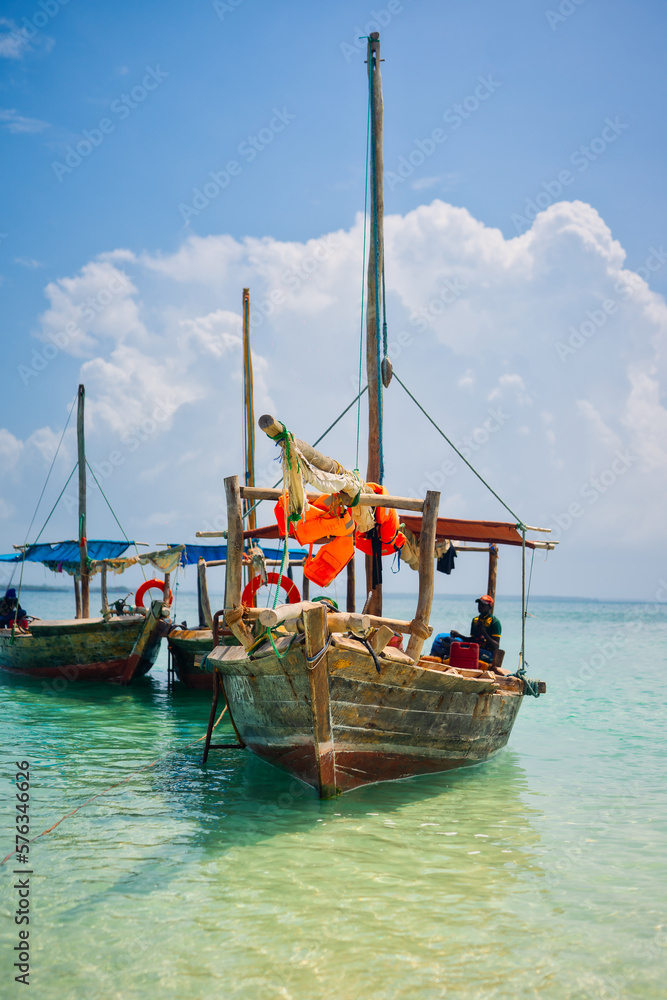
7, 587, 661, 604
10, 585, 132, 593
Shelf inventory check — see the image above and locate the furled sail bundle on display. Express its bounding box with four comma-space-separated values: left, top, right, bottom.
260, 414, 404, 586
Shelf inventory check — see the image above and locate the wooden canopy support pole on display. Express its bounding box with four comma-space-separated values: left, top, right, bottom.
303, 604, 336, 798
197, 558, 213, 628
406, 490, 440, 662
224, 475, 243, 611
487, 545, 498, 603
100, 562, 108, 615
346, 556, 355, 613
73, 576, 81, 619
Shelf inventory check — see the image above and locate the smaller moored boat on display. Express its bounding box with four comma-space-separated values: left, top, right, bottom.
0, 385, 171, 685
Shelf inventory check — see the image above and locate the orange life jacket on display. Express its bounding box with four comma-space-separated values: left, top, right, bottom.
274, 493, 354, 545
355, 482, 406, 557
303, 535, 355, 588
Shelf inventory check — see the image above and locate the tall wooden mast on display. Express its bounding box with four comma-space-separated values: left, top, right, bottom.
242, 288, 256, 531
365, 32, 385, 615
77, 384, 90, 618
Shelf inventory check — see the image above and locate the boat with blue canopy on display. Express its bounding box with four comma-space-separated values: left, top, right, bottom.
0, 386, 171, 684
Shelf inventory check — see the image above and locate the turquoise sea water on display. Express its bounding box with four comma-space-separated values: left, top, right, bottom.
1, 591, 666, 999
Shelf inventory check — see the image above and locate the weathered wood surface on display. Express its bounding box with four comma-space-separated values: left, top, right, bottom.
0, 611, 167, 682
369, 624, 394, 654
197, 559, 214, 628
239, 486, 425, 512
168, 627, 215, 689
123, 601, 166, 685
346, 557, 355, 612
487, 545, 498, 603
258, 600, 322, 628
224, 475, 243, 610
366, 614, 433, 637
303, 605, 336, 797
405, 489, 440, 661
212, 632, 530, 797
261, 603, 427, 638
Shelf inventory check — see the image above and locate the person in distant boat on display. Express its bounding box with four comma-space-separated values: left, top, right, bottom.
450, 595, 502, 667
0, 588, 28, 629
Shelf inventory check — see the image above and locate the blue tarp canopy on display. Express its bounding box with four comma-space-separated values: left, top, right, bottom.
0, 540, 133, 565
170, 543, 308, 566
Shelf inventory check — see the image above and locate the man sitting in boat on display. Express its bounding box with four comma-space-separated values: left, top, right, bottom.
0, 588, 28, 629
450, 595, 501, 666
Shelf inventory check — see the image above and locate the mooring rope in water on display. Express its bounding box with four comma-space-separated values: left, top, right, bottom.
0, 705, 229, 867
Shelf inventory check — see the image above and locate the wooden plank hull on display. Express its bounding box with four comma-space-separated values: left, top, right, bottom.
0, 613, 168, 683
208, 635, 527, 797
168, 629, 215, 690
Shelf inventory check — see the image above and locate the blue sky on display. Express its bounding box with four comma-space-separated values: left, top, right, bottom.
1, 0, 666, 601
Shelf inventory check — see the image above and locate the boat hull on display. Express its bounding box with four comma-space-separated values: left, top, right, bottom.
168, 628, 215, 689
0, 610, 168, 684
207, 634, 526, 796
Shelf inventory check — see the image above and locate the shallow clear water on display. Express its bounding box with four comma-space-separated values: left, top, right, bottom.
1, 591, 666, 999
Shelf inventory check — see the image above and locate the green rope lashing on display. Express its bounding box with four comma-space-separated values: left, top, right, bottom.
242, 388, 369, 525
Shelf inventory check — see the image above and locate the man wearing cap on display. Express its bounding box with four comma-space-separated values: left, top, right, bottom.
451, 595, 502, 667
0, 588, 28, 629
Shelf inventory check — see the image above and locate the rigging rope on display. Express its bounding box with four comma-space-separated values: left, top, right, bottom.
85, 461, 148, 582
0, 705, 230, 867
242, 386, 369, 525
19, 395, 77, 554
389, 370, 542, 692
12, 464, 78, 641
392, 371, 524, 527
11, 397, 78, 628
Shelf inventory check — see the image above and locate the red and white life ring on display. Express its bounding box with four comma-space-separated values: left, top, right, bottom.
135, 578, 173, 608
241, 572, 300, 608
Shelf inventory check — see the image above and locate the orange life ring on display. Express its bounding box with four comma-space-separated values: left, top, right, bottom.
135, 578, 173, 608
241, 572, 301, 607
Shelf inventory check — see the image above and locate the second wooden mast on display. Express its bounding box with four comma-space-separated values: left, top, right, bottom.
77, 384, 90, 618
365, 32, 386, 616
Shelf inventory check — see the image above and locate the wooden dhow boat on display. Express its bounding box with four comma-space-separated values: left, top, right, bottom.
200, 34, 554, 796
0, 386, 171, 684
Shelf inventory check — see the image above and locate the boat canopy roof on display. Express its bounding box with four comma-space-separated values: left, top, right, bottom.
242, 517, 546, 550
401, 515, 543, 549
0, 539, 134, 565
